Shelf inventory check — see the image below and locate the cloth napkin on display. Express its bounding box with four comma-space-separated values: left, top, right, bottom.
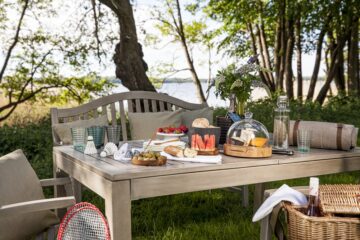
160, 152, 222, 164
252, 184, 307, 222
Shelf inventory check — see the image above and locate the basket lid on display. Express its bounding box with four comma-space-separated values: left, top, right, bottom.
320, 184, 360, 215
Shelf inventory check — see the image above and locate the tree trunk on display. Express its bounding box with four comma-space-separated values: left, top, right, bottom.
258, 23, 275, 90
174, 0, 206, 103
295, 8, 302, 101
334, 48, 345, 93
180, 38, 206, 103
285, 19, 294, 99
315, 37, 347, 104
274, 19, 282, 89
255, 24, 274, 91
306, 29, 326, 101
278, 0, 287, 91
257, 1, 275, 89
247, 23, 269, 89
99, 0, 156, 92
348, 17, 359, 95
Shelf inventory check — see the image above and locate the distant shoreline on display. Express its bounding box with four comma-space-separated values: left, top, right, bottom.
110, 77, 326, 85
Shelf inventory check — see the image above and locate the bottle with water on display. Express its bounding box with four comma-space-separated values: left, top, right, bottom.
273, 95, 290, 150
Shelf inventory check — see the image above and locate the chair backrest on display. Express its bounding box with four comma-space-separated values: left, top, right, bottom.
51, 91, 208, 142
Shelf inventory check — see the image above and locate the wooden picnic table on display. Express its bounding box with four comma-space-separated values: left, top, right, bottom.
53, 145, 360, 240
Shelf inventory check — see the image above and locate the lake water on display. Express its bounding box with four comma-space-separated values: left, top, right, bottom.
111, 80, 336, 108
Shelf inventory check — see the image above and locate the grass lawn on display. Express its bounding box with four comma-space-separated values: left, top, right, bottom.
1, 97, 360, 239
82, 172, 359, 239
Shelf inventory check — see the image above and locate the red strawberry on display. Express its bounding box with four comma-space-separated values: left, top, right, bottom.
168, 127, 175, 133
157, 128, 163, 133
179, 125, 188, 133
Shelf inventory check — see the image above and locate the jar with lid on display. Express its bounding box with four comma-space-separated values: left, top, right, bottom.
273, 95, 290, 150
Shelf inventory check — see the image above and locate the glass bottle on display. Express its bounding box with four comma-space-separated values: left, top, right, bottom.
273, 95, 290, 150
306, 177, 320, 217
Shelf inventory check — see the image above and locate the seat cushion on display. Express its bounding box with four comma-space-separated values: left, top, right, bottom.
52, 114, 108, 145
0, 149, 59, 240
128, 109, 183, 140
181, 107, 214, 127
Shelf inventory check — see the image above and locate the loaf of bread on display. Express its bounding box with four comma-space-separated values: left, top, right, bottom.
184, 148, 197, 158
164, 146, 184, 157
192, 118, 210, 128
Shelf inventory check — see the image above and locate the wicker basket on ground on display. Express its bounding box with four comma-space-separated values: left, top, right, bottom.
284, 184, 360, 240
284, 203, 360, 240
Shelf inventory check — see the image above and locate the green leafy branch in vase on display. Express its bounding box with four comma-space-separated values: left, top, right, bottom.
215, 56, 271, 115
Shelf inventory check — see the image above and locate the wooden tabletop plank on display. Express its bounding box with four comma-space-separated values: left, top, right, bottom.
277, 147, 360, 164
53, 146, 360, 181
131, 157, 360, 200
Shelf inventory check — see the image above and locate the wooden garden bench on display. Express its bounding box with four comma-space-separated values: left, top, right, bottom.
50, 91, 208, 144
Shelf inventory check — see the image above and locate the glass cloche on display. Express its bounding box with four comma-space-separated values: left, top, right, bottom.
224, 112, 272, 158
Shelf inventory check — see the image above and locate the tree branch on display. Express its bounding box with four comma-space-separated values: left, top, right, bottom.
91, 0, 102, 60
0, 0, 30, 82
0, 85, 59, 122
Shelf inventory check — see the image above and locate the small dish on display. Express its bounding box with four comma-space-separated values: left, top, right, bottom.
156, 132, 185, 139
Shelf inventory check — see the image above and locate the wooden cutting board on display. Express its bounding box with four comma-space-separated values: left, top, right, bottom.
196, 148, 219, 156
223, 144, 272, 158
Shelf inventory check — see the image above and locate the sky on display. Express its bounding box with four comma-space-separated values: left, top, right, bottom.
0, 0, 325, 81
132, 0, 325, 80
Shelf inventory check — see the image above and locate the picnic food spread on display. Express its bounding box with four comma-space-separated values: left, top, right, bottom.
162, 117, 222, 159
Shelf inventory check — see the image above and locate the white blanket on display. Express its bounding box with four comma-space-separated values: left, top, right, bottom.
161, 152, 222, 164
252, 184, 307, 222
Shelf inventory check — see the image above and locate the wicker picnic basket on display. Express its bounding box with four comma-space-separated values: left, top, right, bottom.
284, 184, 360, 240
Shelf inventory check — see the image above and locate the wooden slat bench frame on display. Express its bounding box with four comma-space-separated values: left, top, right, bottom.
50, 91, 208, 144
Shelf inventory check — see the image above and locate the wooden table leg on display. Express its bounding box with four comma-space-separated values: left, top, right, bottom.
53, 152, 68, 218
241, 185, 249, 207
254, 183, 266, 212
105, 180, 131, 240
71, 178, 82, 203
260, 215, 272, 240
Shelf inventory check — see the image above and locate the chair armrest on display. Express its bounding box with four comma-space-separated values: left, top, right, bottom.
0, 196, 75, 217
40, 177, 72, 187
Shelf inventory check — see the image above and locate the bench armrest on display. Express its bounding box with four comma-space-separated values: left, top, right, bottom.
40, 177, 72, 187
0, 196, 75, 217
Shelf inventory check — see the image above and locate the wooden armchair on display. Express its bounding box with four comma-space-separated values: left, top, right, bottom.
0, 178, 75, 239
0, 149, 75, 240
0, 178, 74, 217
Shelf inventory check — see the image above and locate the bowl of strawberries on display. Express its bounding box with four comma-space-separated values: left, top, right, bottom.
157, 125, 188, 139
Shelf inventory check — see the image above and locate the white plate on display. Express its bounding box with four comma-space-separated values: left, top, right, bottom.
143, 140, 186, 152
156, 132, 185, 138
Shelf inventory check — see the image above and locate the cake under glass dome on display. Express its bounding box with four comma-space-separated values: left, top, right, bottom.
224, 112, 272, 158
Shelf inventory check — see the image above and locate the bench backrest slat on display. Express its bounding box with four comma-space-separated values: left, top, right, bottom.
51, 91, 207, 143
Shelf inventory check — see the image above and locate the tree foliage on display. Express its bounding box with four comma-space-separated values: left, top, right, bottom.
0, 0, 116, 122
205, 0, 360, 104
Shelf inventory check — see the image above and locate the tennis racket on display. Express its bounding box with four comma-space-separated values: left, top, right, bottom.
57, 202, 111, 240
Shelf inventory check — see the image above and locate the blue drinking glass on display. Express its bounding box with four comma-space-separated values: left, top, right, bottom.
87, 126, 105, 149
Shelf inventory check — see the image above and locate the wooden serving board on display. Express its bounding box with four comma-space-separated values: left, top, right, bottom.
196, 148, 219, 156
223, 144, 272, 158
131, 157, 167, 166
